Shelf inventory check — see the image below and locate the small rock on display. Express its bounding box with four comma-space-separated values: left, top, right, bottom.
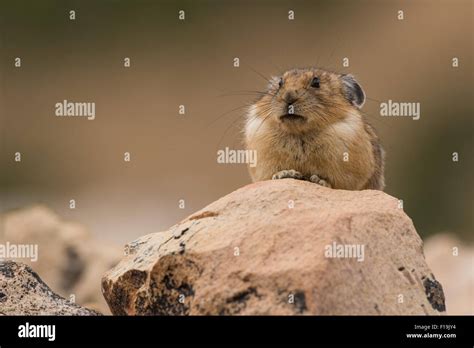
0, 205, 122, 314
424, 234, 473, 315
0, 261, 100, 315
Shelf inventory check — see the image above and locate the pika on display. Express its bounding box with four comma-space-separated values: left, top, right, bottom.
244, 67, 385, 190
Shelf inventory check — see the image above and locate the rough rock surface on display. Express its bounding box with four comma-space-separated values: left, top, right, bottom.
0, 206, 122, 314
102, 179, 446, 315
424, 234, 473, 315
0, 261, 100, 315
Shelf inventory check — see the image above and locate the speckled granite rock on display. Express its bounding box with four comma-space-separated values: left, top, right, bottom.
0, 261, 100, 315
0, 205, 122, 314
102, 179, 446, 315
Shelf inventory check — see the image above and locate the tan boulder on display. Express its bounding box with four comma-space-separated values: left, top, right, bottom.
102, 179, 446, 315
0, 205, 122, 314
0, 261, 100, 315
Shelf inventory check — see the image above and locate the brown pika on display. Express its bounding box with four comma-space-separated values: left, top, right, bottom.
244, 67, 385, 190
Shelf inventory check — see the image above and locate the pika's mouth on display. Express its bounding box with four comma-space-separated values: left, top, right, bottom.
279, 113, 306, 122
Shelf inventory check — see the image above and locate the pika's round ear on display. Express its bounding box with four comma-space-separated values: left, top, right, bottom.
268, 76, 280, 89
341, 74, 365, 108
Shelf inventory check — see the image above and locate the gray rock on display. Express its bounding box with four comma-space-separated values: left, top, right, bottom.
1, 205, 122, 314
0, 261, 100, 315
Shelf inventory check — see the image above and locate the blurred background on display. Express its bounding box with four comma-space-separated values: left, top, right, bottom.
0, 0, 472, 314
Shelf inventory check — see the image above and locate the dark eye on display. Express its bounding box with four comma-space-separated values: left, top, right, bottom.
311, 77, 320, 88
278, 78, 283, 88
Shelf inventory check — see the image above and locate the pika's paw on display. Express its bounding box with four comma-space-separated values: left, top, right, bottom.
272, 170, 304, 180
309, 174, 332, 188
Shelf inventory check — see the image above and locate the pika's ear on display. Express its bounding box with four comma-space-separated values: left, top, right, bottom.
341, 74, 365, 108
268, 76, 280, 89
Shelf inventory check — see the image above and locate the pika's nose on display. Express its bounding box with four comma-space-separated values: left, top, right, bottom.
283, 90, 299, 105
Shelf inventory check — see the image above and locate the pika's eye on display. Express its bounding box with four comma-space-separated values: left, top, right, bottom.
278, 78, 283, 88
311, 77, 320, 88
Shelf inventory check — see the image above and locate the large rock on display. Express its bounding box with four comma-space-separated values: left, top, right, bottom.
0, 206, 122, 314
0, 261, 100, 315
102, 179, 446, 315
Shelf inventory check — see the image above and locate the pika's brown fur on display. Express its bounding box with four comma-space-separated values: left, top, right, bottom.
244, 68, 385, 190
